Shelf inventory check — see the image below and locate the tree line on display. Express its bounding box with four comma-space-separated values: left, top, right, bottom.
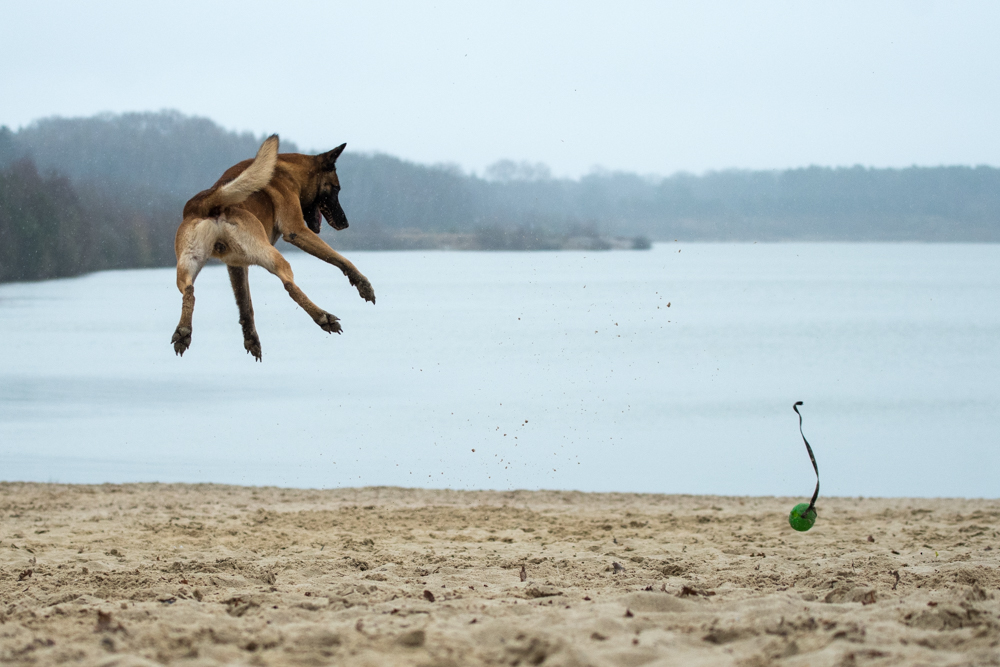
0, 110, 998, 282
0, 154, 159, 282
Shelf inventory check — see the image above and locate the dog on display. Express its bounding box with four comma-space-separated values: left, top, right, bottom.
171, 135, 374, 361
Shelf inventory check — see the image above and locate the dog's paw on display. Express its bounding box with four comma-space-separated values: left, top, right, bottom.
315, 312, 342, 334
351, 274, 376, 304
243, 333, 262, 362
171, 326, 192, 356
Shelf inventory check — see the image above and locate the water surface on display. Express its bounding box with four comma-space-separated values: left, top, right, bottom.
1, 244, 997, 497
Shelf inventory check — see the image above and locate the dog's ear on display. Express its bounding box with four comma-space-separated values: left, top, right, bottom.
318, 143, 347, 172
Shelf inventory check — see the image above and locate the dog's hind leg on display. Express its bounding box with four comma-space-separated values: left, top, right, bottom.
228, 266, 262, 361
171, 262, 203, 356
171, 219, 215, 356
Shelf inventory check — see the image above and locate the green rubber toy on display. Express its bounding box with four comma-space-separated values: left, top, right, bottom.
788, 502, 817, 532
789, 402, 820, 532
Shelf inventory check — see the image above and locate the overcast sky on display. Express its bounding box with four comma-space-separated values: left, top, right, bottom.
2, 1, 999, 177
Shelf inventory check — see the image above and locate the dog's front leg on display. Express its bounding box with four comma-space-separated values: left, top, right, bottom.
226, 207, 344, 336
281, 226, 376, 304
228, 266, 262, 361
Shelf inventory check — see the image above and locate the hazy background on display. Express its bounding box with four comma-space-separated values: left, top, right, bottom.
1, 2, 998, 497
5, 1, 1000, 285
2, 1, 1000, 177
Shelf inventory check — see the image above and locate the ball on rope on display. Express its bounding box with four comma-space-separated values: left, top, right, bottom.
788, 401, 820, 532
788, 502, 817, 532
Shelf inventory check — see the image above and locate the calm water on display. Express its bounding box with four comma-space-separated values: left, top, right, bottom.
1, 244, 997, 498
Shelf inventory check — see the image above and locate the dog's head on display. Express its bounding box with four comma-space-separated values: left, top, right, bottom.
302, 143, 349, 233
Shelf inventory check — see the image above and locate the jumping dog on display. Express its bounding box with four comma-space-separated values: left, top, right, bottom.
171, 135, 375, 360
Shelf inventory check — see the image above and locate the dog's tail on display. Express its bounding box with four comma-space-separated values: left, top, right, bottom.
202, 134, 279, 210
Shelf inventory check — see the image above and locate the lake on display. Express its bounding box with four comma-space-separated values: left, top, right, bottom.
1, 243, 997, 498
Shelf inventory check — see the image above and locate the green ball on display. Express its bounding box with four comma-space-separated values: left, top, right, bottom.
789, 503, 817, 532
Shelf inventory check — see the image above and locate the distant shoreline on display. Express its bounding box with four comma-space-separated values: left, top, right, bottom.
316, 228, 653, 252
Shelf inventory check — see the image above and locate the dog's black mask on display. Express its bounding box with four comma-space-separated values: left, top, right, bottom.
302, 143, 349, 233
302, 192, 348, 233
320, 192, 349, 231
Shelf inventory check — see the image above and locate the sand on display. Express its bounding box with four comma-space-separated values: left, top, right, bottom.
1, 483, 998, 666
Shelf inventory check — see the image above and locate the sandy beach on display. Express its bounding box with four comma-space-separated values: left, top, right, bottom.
1, 483, 998, 666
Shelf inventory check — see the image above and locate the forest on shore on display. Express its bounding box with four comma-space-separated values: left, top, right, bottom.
1, 110, 998, 282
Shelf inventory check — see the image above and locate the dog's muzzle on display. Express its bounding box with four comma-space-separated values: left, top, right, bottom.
320, 196, 349, 231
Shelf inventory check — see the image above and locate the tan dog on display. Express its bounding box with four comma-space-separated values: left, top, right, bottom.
171, 135, 374, 361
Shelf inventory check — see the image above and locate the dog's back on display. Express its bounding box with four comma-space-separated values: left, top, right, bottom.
182, 136, 278, 221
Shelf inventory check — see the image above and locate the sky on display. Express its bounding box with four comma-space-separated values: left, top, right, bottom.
2, 1, 999, 178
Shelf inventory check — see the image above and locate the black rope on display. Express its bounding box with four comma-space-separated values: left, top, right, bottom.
793, 401, 819, 514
